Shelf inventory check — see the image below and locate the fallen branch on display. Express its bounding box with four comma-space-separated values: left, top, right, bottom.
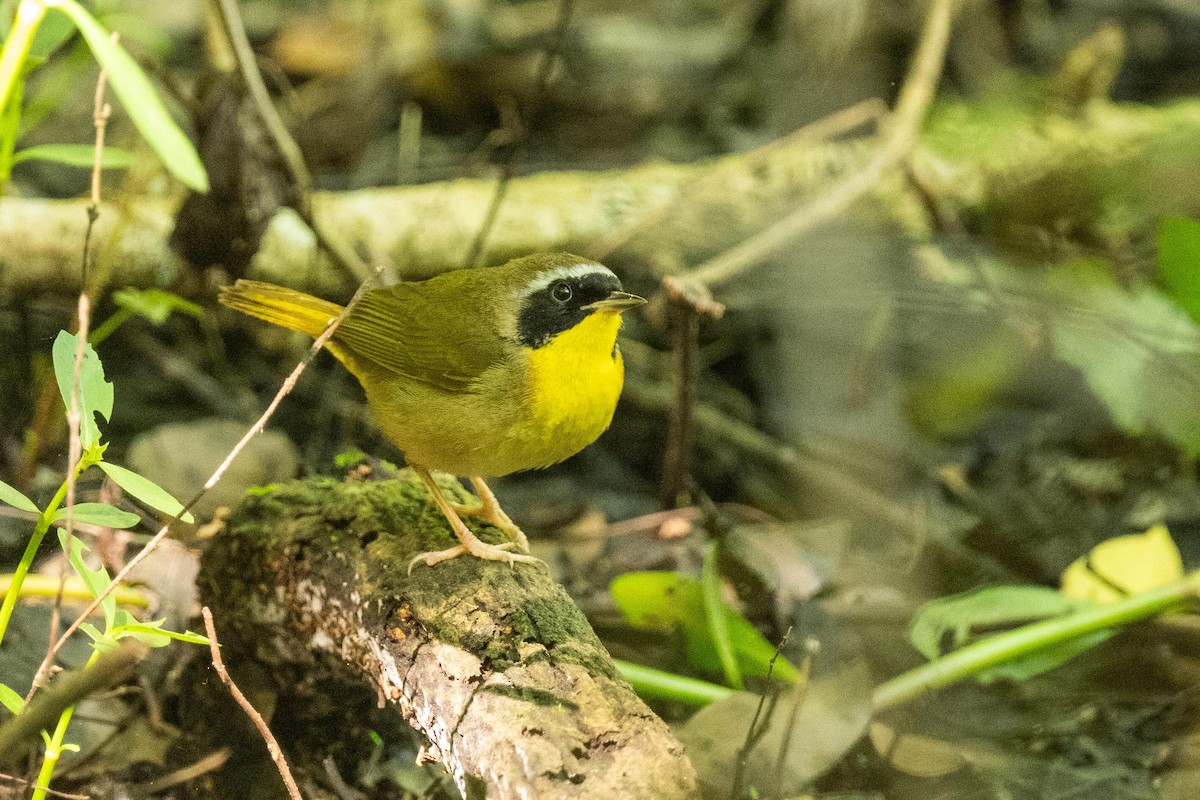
197, 475, 699, 800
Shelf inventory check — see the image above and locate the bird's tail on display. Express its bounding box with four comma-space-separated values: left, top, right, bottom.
218, 280, 344, 338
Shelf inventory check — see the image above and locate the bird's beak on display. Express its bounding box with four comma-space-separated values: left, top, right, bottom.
585, 291, 647, 313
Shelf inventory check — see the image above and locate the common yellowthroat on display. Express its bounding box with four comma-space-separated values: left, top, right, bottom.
219, 253, 645, 570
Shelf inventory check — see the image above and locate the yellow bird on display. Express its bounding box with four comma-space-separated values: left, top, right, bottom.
219, 253, 645, 570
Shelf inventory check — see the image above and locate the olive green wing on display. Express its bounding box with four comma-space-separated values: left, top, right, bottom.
332, 278, 506, 393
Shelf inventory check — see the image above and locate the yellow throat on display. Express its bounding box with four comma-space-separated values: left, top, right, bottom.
521, 310, 626, 467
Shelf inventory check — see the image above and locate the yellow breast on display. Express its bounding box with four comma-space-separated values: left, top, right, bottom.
517, 311, 626, 469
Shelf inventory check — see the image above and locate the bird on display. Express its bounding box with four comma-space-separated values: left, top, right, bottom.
219, 253, 646, 571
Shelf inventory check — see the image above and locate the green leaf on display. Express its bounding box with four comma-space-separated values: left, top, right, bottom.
0, 682, 24, 714
0, 478, 37, 513
29, 6, 75, 59
112, 287, 203, 324
52, 330, 113, 450
701, 542, 742, 690
57, 529, 116, 627
98, 463, 194, 523
45, 0, 208, 192
113, 620, 209, 648
53, 502, 141, 529
611, 572, 798, 684
1159, 216, 1200, 324
910, 586, 1112, 682
1048, 260, 1200, 456
79, 621, 120, 653
12, 143, 133, 169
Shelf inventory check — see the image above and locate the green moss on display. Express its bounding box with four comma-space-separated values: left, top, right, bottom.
207, 474, 620, 681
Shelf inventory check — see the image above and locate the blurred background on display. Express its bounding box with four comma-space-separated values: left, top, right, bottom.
5, 0, 1200, 798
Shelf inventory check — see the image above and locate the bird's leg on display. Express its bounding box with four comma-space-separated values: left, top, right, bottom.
447, 477, 531, 553
408, 466, 542, 573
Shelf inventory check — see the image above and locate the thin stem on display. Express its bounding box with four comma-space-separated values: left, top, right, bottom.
615, 660, 733, 707
0, 69, 24, 190
29, 651, 98, 800
872, 570, 1200, 712
0, 470, 74, 643
202, 607, 302, 800
0, 573, 148, 607
87, 307, 132, 347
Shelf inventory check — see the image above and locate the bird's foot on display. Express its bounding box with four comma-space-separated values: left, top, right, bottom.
407, 539, 542, 574
448, 500, 531, 553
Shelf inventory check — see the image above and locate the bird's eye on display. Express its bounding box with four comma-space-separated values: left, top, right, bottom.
551, 282, 573, 303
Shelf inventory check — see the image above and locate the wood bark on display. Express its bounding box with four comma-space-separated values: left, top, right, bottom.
197, 474, 699, 800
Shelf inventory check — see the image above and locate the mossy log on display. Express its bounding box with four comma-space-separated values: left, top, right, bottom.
197, 475, 699, 800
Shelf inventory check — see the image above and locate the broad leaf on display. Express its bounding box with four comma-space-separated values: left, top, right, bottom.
1061, 524, 1184, 603
11, 143, 132, 169
1158, 216, 1200, 324
1048, 260, 1200, 456
58, 529, 116, 627
611, 572, 798, 684
53, 502, 140, 529
98, 462, 194, 523
0, 478, 37, 513
52, 330, 113, 450
47, 0, 208, 192
679, 660, 872, 798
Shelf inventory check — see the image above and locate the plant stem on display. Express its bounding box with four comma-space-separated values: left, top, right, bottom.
0, 456, 93, 644
0, 479, 68, 643
873, 570, 1200, 712
29, 649, 97, 800
0, 0, 46, 115
0, 573, 148, 607
616, 659, 734, 706
87, 307, 132, 347
0, 71, 23, 189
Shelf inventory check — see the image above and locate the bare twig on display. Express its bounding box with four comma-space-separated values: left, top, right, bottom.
659, 298, 700, 507
679, 0, 961, 294
32, 0, 385, 689
771, 638, 818, 799
135, 748, 231, 794
62, 39, 113, 582
202, 607, 302, 800
29, 51, 113, 699
0, 772, 91, 800
730, 625, 793, 800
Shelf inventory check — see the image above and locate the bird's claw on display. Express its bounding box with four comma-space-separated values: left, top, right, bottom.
407, 540, 541, 574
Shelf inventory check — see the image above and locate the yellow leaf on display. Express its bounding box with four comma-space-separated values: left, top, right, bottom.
1061, 524, 1184, 602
